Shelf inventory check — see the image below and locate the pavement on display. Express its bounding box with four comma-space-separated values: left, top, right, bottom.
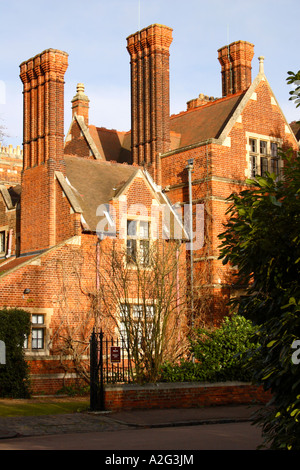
0, 402, 262, 440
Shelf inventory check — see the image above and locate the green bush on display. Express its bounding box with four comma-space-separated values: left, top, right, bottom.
160, 360, 208, 382
160, 314, 258, 383
0, 308, 31, 398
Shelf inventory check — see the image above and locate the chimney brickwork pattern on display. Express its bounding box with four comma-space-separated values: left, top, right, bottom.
127, 24, 173, 184
19, 49, 68, 254
20, 49, 68, 169
218, 41, 254, 97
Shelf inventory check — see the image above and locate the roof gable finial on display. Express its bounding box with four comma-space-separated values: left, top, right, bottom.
258, 56, 265, 74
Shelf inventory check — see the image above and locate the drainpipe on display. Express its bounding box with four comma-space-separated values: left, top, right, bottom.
96, 238, 102, 332
186, 158, 194, 327
227, 44, 233, 95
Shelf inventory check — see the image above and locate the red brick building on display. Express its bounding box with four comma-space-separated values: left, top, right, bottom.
0, 24, 298, 394
0, 144, 23, 187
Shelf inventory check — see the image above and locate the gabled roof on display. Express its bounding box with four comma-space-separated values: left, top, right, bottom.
0, 236, 82, 277
0, 184, 21, 209
66, 114, 132, 164
169, 92, 245, 149
61, 156, 138, 232
70, 114, 103, 160
0, 254, 37, 275
167, 70, 299, 152
73, 92, 245, 161
216, 71, 299, 146
89, 126, 131, 163
56, 155, 188, 240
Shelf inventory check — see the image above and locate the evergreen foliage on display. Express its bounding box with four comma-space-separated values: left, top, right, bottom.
160, 314, 257, 383
218, 126, 300, 447
0, 308, 31, 398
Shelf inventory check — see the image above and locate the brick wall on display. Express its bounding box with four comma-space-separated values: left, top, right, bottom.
55, 178, 81, 243
64, 119, 92, 159
104, 382, 271, 411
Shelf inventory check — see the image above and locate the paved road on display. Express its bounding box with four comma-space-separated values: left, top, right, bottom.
0, 421, 264, 450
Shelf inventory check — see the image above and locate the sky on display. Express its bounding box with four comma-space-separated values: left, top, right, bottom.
0, 0, 299, 148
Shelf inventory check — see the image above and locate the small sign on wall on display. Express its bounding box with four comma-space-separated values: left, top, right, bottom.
110, 346, 121, 363
0, 340, 6, 365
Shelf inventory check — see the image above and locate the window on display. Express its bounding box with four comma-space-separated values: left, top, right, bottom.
250, 138, 256, 153
0, 231, 5, 254
249, 155, 257, 178
126, 220, 150, 266
260, 140, 267, 155
271, 142, 278, 157
119, 303, 155, 348
270, 158, 279, 175
249, 138, 280, 177
261, 157, 268, 176
24, 314, 46, 351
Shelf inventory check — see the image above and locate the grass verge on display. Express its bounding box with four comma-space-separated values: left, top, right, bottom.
0, 399, 90, 417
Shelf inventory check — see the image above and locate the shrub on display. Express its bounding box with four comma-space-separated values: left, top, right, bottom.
191, 314, 258, 381
160, 360, 208, 383
0, 308, 31, 398
160, 314, 258, 383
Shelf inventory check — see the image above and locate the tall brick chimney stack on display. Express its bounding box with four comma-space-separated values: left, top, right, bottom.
19, 49, 68, 254
71, 83, 89, 125
20, 49, 68, 169
127, 24, 173, 184
218, 41, 254, 97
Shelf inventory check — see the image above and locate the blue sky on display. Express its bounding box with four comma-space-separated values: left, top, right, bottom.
0, 0, 299, 147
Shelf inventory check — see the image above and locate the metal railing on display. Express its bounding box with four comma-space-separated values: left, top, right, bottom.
89, 329, 132, 411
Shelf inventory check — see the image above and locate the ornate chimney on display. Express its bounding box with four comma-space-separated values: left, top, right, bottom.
19, 49, 68, 254
218, 40, 254, 97
127, 24, 173, 184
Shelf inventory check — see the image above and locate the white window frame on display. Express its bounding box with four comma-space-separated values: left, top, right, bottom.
23, 309, 52, 356
126, 219, 151, 266
246, 133, 282, 179
24, 314, 46, 351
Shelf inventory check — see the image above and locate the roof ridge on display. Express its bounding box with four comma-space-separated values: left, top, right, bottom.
170, 90, 246, 120
94, 126, 128, 135
64, 154, 140, 169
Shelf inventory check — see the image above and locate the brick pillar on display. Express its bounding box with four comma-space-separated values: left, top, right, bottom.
218, 41, 254, 97
19, 49, 68, 254
127, 24, 173, 184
